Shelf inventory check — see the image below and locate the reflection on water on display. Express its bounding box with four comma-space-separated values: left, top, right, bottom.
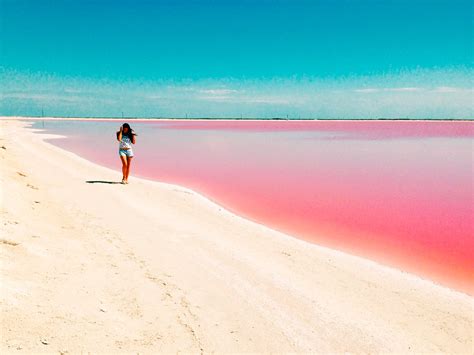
31, 119, 474, 294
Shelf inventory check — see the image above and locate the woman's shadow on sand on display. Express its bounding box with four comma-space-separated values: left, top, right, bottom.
86, 180, 122, 184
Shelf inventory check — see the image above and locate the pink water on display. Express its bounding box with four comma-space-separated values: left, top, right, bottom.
31, 119, 474, 294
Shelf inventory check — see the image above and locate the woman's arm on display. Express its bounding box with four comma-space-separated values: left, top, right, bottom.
132, 134, 136, 144
117, 126, 123, 142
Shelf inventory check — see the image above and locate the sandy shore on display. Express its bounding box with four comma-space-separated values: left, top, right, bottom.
0, 118, 472, 353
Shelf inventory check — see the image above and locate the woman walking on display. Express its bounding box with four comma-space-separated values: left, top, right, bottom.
116, 123, 136, 184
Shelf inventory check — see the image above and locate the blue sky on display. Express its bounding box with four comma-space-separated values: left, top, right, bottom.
0, 0, 472, 118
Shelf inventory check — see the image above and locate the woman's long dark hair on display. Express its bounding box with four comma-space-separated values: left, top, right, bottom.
118, 122, 136, 140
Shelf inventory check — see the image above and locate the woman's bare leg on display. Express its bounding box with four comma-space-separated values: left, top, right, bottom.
125, 156, 133, 181
120, 155, 128, 181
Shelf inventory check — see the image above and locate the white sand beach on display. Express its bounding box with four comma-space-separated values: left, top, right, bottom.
0, 118, 472, 353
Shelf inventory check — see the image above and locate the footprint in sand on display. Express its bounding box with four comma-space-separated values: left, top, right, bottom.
17, 172, 26, 177
0, 238, 19, 246
27, 184, 39, 190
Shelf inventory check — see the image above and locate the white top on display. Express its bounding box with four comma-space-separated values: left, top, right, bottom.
119, 135, 133, 149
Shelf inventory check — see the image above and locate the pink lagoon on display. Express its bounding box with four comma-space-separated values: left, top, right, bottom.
30, 119, 474, 294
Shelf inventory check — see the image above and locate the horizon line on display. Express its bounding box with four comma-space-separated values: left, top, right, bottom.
1, 115, 473, 122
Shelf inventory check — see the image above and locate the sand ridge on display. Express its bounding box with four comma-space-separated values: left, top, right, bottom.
0, 119, 472, 353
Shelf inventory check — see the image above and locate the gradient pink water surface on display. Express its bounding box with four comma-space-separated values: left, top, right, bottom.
30, 119, 474, 294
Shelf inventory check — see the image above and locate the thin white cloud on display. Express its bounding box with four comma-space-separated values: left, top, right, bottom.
245, 97, 290, 105
431, 86, 472, 93
197, 94, 291, 105
354, 88, 380, 93
1, 93, 84, 103
145, 94, 166, 100
384, 87, 423, 92
355, 87, 423, 93
1, 67, 472, 119
63, 88, 82, 93
199, 89, 239, 95
197, 95, 233, 102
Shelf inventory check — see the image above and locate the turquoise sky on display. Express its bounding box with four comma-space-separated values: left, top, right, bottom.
0, 0, 472, 118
